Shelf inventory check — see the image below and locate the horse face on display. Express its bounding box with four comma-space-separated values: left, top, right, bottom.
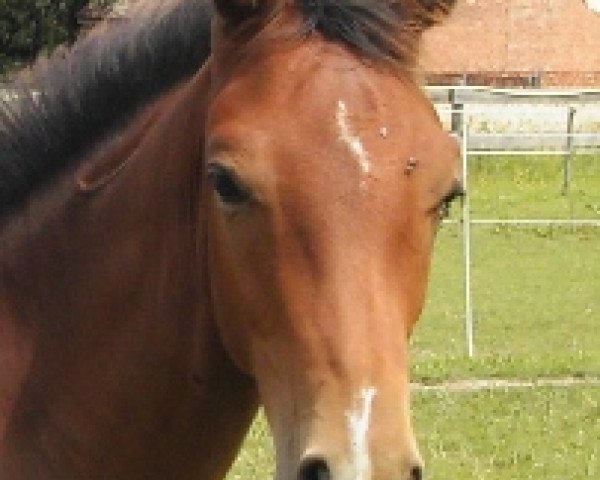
205, 5, 460, 480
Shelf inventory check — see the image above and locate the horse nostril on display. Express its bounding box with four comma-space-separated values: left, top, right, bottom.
297, 456, 331, 480
410, 464, 424, 480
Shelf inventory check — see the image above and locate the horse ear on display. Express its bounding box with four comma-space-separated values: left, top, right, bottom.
213, 0, 275, 23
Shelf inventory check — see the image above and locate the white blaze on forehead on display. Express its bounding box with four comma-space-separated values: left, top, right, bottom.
346, 387, 377, 480
336, 100, 372, 175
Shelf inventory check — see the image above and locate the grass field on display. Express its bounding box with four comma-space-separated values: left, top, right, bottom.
226, 154, 600, 479
228, 387, 599, 480
414, 387, 599, 480
413, 154, 600, 381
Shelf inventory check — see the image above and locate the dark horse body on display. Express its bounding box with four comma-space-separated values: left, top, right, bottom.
0, 1, 460, 479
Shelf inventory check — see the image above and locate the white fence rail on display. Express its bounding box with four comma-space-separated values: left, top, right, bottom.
428, 87, 600, 357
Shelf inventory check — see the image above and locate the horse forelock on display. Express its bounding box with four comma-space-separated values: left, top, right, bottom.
0, 0, 214, 219
218, 0, 456, 70
297, 0, 449, 69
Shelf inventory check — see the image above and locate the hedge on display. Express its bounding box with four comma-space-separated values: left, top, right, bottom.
0, 0, 116, 76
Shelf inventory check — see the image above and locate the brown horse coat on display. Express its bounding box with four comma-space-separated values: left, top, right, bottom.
1, 1, 460, 479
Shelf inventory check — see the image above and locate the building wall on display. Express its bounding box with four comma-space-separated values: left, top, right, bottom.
421, 0, 600, 87
76, 0, 600, 87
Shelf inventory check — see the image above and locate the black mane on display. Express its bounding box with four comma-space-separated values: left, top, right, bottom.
0, 0, 213, 217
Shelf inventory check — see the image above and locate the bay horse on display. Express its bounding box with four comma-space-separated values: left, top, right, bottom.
0, 1, 461, 479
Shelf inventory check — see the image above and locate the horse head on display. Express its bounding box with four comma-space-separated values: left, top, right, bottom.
204, 2, 460, 479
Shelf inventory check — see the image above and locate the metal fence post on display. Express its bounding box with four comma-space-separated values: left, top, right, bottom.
461, 113, 474, 358
563, 106, 576, 195
450, 88, 464, 136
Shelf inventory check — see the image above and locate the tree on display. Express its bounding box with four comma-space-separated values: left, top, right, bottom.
0, 0, 116, 76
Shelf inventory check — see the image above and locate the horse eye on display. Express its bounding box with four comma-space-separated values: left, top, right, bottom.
437, 182, 465, 220
207, 163, 251, 206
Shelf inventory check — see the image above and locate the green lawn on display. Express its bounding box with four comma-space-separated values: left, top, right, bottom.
228, 387, 600, 480
416, 387, 600, 480
225, 154, 600, 479
467, 154, 600, 220
412, 154, 600, 381
412, 226, 600, 382
226, 412, 274, 480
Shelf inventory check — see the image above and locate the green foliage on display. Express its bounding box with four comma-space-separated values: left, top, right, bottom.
0, 0, 116, 76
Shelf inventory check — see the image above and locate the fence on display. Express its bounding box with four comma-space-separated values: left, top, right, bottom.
426, 86, 600, 357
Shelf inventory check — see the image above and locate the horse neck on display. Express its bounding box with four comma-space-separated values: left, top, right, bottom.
0, 67, 258, 480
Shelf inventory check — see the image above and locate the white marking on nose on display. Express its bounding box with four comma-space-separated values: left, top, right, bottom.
336, 100, 372, 176
346, 387, 377, 480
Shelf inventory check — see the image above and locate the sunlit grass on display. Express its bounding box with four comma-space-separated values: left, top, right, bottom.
228, 387, 600, 480
413, 226, 600, 381
468, 154, 600, 220
226, 411, 274, 480
415, 387, 600, 480
412, 154, 600, 381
